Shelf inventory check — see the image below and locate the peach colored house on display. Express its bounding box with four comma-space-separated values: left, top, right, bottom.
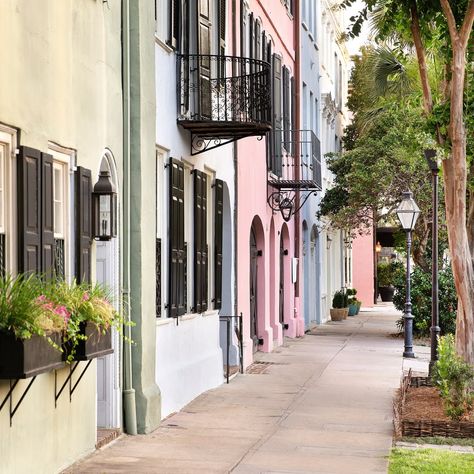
235, 0, 304, 367
352, 231, 375, 307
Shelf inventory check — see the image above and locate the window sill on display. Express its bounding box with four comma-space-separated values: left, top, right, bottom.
156, 317, 174, 327
202, 309, 219, 318
155, 35, 174, 54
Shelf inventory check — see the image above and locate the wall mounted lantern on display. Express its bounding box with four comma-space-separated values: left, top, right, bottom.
375, 241, 382, 253
92, 170, 117, 241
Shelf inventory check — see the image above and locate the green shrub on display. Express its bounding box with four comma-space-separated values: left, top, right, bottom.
393, 265, 457, 337
377, 261, 399, 287
332, 290, 348, 308
432, 334, 474, 421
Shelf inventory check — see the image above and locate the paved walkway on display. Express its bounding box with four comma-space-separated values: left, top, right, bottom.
69, 306, 405, 473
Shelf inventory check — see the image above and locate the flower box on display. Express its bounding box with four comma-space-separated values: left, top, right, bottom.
0, 331, 64, 379
65, 322, 114, 361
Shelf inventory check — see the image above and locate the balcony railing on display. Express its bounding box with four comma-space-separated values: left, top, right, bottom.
178, 54, 272, 154
268, 130, 322, 190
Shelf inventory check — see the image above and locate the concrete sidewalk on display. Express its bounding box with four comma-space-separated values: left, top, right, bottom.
68, 306, 404, 474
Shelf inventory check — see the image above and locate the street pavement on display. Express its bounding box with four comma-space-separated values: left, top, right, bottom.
67, 305, 408, 474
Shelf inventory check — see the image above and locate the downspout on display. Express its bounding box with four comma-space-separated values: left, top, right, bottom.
294, 0, 301, 298
121, 0, 138, 435
233, 0, 238, 316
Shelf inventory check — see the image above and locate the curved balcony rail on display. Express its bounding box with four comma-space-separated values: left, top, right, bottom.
268, 130, 322, 190
177, 54, 272, 154
267, 130, 322, 221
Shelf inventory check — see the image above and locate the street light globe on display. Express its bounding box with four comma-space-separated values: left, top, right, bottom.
396, 191, 420, 231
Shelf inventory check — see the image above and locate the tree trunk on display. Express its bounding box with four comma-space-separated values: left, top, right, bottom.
442, 46, 474, 364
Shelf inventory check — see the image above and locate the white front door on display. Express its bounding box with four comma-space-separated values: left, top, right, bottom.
96, 239, 120, 428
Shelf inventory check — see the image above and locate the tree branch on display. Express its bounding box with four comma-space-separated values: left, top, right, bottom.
410, 1, 433, 114
460, 0, 474, 50
440, 0, 460, 43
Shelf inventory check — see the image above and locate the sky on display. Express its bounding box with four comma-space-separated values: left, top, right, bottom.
345, 0, 372, 58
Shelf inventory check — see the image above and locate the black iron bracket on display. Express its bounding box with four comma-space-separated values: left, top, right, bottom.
267, 190, 318, 221
191, 134, 241, 156
54, 360, 93, 407
0, 377, 37, 426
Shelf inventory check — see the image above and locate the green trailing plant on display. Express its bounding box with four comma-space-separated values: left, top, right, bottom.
0, 273, 132, 361
432, 335, 474, 421
42, 279, 129, 362
0, 274, 66, 341
393, 265, 457, 338
332, 290, 348, 309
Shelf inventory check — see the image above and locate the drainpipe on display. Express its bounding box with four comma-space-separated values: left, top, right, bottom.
294, 0, 301, 298
232, 0, 238, 317
121, 0, 137, 435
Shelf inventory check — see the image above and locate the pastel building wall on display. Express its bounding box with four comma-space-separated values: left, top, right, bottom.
0, 1, 123, 471
352, 232, 375, 307
236, 0, 302, 368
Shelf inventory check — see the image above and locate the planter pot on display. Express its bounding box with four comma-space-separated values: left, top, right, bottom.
348, 304, 358, 317
330, 308, 347, 322
379, 286, 395, 302
64, 322, 114, 361
355, 302, 361, 315
0, 331, 64, 379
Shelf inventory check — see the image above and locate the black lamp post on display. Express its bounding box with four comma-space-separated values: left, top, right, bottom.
396, 190, 420, 358
92, 170, 117, 241
425, 149, 440, 374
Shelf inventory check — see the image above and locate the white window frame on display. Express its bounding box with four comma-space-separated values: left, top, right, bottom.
155, 0, 173, 52
183, 160, 193, 313
48, 143, 75, 283
0, 126, 17, 275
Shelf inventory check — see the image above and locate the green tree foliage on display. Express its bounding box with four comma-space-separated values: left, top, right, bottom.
432, 334, 474, 421
393, 265, 457, 337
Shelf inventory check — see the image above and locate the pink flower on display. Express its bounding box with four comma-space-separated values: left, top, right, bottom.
82, 293, 90, 301
36, 295, 47, 303
54, 305, 71, 323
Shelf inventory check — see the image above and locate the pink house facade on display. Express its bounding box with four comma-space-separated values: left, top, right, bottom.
235, 1, 304, 367
352, 231, 375, 307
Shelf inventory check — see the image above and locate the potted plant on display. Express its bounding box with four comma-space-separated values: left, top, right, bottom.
330, 290, 349, 321
347, 288, 359, 316
0, 274, 65, 379
377, 262, 396, 302
355, 299, 362, 315
44, 281, 121, 362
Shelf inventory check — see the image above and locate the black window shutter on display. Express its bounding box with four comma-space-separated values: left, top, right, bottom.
248, 13, 254, 60
75, 166, 92, 284
262, 31, 267, 62
218, 0, 226, 56
193, 170, 208, 313
156, 238, 162, 317
41, 153, 55, 279
290, 76, 296, 156
283, 66, 290, 150
169, 158, 186, 317
168, 0, 180, 49
214, 179, 223, 310
255, 21, 261, 61
272, 54, 283, 176
17, 146, 42, 274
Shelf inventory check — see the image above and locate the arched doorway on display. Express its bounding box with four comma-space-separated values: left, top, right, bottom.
302, 221, 310, 330
249, 226, 259, 352
310, 225, 321, 325
95, 151, 120, 430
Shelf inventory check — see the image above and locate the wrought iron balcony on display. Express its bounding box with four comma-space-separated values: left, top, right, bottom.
267, 130, 322, 221
177, 54, 272, 155
268, 130, 322, 190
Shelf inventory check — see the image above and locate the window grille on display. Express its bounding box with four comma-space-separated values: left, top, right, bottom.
54, 238, 65, 280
